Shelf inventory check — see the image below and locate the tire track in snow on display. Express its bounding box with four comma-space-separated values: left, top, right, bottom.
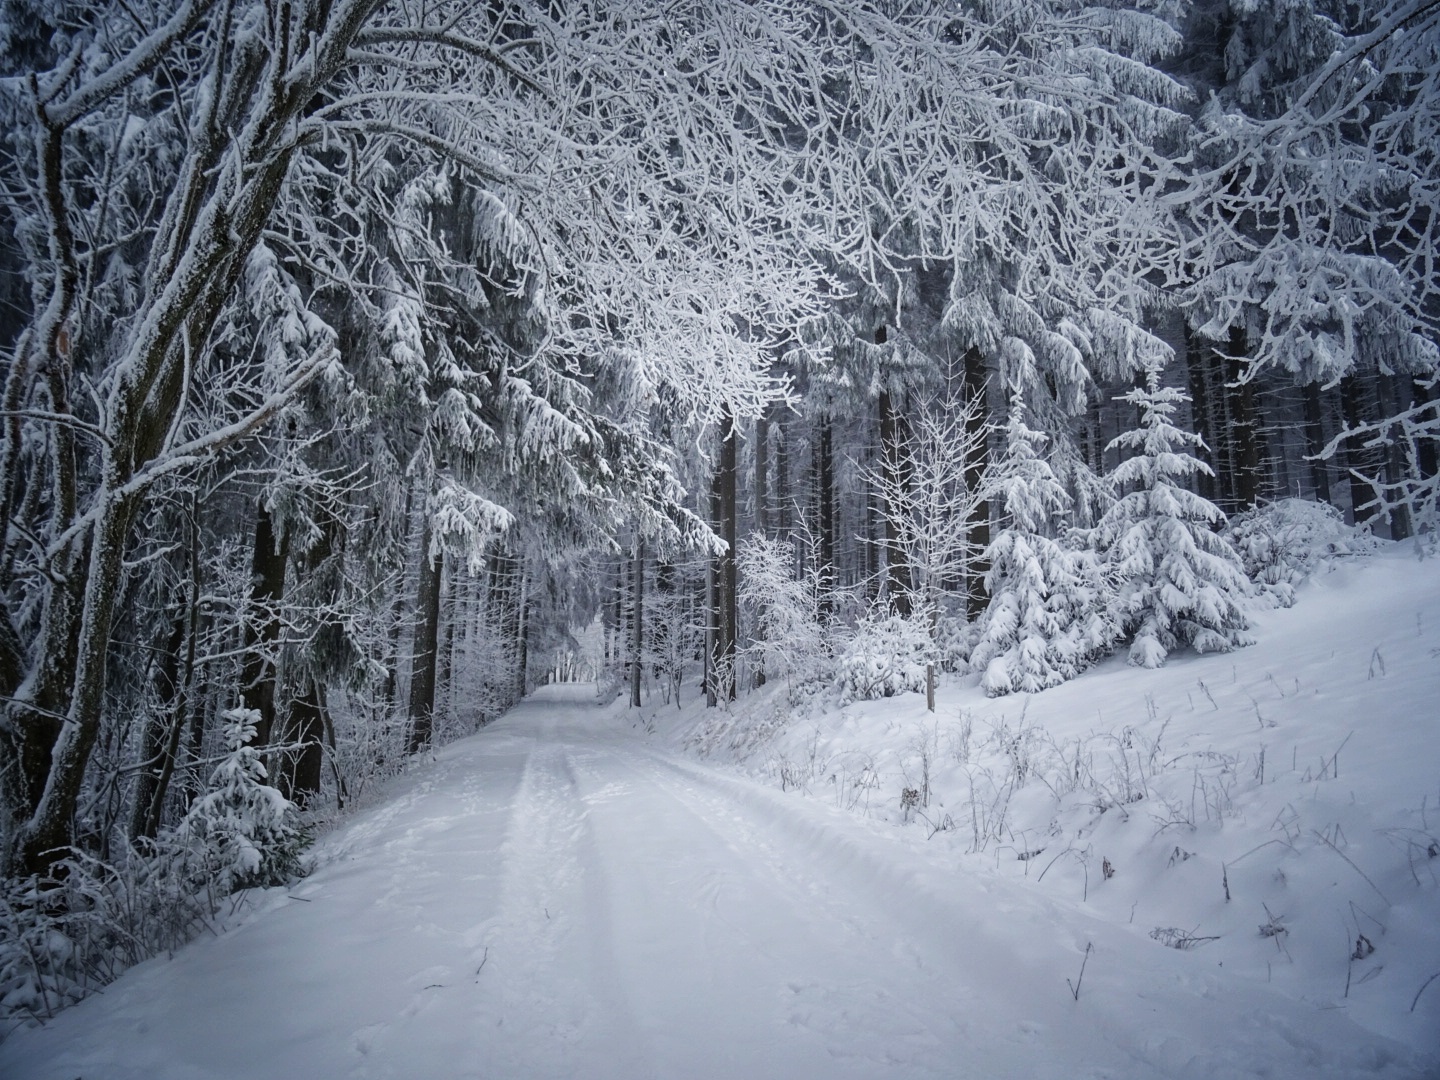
561, 740, 977, 1080
470, 739, 650, 1079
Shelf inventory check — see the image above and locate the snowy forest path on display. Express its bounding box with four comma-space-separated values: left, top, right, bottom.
1, 683, 1431, 1079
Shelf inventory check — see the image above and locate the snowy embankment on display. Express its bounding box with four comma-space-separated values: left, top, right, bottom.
656, 542, 1440, 1066
1, 549, 1435, 1079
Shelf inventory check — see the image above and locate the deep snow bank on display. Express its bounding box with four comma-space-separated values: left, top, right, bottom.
641, 543, 1440, 1060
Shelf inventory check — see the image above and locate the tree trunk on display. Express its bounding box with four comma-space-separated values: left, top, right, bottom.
407, 520, 443, 754
1225, 328, 1262, 511
1184, 326, 1219, 502
754, 410, 769, 539
964, 349, 990, 620
708, 411, 739, 703
1419, 377, 1440, 481
4, 536, 88, 859
1194, 341, 1235, 507
18, 491, 137, 873
240, 500, 289, 748
128, 611, 185, 840
775, 407, 791, 542
752, 411, 770, 688
279, 677, 326, 807
1302, 381, 1333, 505
1380, 374, 1414, 540
815, 417, 835, 617
879, 387, 912, 615
704, 496, 718, 709
322, 696, 347, 811
1341, 374, 1378, 526
630, 538, 644, 708
722, 414, 738, 701
514, 562, 530, 703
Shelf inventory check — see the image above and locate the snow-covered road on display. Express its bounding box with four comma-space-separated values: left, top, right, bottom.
3, 683, 1432, 1079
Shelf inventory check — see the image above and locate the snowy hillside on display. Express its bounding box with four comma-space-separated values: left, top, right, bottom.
656, 543, 1440, 1063
1, 545, 1436, 1079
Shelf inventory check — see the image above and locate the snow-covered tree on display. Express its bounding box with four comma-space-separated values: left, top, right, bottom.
1180, 0, 1440, 388
972, 397, 1116, 695
1321, 392, 1440, 552
179, 709, 302, 893
859, 390, 989, 706
862, 392, 989, 619
1095, 374, 1253, 667
1174, 0, 1440, 521
737, 535, 828, 695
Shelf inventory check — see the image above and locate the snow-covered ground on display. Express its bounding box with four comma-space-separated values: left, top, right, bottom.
3, 546, 1438, 1078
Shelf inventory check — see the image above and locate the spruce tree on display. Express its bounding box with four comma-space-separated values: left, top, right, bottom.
972, 396, 1114, 695
1095, 374, 1253, 668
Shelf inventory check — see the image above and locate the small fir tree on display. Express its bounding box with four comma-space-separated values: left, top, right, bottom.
180, 709, 303, 892
1095, 374, 1253, 668
972, 397, 1115, 695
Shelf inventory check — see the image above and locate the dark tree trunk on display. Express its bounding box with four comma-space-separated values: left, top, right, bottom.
1341, 374, 1379, 526
708, 410, 739, 703
129, 491, 204, 840
704, 538, 716, 708
1198, 343, 1235, 507
775, 407, 791, 541
964, 349, 990, 620
407, 521, 443, 754
1225, 328, 1262, 510
279, 677, 326, 806
630, 538, 644, 708
18, 493, 139, 872
754, 410, 769, 539
240, 501, 289, 748
722, 417, 738, 700
128, 611, 185, 840
879, 386, 912, 615
182, 618, 222, 808
815, 417, 835, 616
1184, 326, 1219, 502
1381, 374, 1414, 540
514, 567, 530, 703
1302, 381, 1333, 505
322, 696, 347, 811
1419, 377, 1440, 481
752, 411, 770, 688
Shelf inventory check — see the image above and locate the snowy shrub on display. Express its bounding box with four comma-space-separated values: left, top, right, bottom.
1223, 498, 1379, 605
179, 709, 304, 892
971, 399, 1117, 695
1095, 378, 1253, 668
0, 875, 94, 1024
0, 715, 308, 1030
932, 609, 978, 675
836, 612, 932, 703
0, 842, 218, 1028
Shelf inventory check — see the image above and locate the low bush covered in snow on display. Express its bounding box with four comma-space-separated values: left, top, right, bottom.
1224, 497, 1380, 605
836, 612, 933, 703
0, 709, 305, 1030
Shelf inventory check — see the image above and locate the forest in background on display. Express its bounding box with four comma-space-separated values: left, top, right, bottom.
0, 0, 1435, 1024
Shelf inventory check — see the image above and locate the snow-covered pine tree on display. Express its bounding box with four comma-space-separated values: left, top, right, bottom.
971, 396, 1115, 695
1177, 0, 1440, 521
179, 708, 302, 893
1095, 373, 1253, 667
